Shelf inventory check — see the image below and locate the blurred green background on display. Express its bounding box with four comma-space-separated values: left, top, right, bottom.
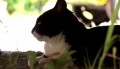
0, 0, 107, 15
6, 0, 48, 14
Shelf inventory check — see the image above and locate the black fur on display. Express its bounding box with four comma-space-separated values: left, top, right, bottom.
32, 0, 120, 67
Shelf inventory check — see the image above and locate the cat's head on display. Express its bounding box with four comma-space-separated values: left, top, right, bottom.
31, 0, 84, 42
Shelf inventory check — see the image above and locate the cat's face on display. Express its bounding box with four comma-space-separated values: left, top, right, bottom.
31, 0, 84, 42
32, 10, 63, 40
31, 0, 72, 58
31, 0, 72, 41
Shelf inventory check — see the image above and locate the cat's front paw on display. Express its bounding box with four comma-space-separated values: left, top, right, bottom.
33, 55, 48, 68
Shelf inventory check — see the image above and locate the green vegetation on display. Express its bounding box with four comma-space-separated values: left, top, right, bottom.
0, 52, 20, 69
98, 0, 120, 69
6, 0, 48, 14
47, 51, 75, 69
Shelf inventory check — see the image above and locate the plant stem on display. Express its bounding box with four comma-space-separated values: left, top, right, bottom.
98, 0, 120, 69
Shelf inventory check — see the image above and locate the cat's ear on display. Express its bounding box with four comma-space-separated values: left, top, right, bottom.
54, 0, 67, 12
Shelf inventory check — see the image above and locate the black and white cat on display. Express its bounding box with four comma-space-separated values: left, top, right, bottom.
32, 0, 120, 67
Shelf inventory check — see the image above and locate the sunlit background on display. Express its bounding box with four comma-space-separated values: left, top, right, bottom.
0, 0, 50, 52
0, 0, 68, 52
0, 0, 119, 52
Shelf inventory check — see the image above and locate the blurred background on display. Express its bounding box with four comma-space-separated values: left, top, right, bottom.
0, 0, 119, 52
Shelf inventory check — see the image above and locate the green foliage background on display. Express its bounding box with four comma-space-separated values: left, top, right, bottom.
7, 0, 48, 14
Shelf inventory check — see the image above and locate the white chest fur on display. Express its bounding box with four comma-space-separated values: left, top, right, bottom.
33, 31, 70, 59
44, 33, 70, 59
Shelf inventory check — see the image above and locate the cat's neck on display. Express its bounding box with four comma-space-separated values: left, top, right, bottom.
44, 32, 70, 59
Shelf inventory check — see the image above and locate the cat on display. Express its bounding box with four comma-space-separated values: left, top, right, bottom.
32, 0, 120, 67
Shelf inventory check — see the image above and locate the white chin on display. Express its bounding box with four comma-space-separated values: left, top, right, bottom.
32, 31, 42, 41
32, 31, 50, 42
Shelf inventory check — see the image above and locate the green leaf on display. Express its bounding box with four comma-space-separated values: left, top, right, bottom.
47, 51, 76, 69
27, 51, 36, 69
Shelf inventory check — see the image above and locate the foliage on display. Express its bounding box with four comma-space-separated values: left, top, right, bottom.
27, 51, 37, 69
24, 0, 39, 11
0, 52, 19, 69
98, 0, 120, 69
7, 0, 18, 14
6, 0, 48, 14
47, 51, 76, 69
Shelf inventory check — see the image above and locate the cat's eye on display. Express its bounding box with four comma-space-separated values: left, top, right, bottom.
38, 22, 41, 25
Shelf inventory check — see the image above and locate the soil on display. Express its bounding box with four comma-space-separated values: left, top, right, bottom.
0, 51, 44, 69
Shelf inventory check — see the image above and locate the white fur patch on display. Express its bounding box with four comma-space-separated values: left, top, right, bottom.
33, 31, 70, 59
44, 33, 70, 59
32, 31, 49, 41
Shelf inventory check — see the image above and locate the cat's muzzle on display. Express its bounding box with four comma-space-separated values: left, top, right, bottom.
32, 31, 43, 41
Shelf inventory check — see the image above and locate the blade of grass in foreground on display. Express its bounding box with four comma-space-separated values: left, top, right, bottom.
47, 51, 75, 69
113, 47, 117, 69
98, 0, 120, 69
27, 51, 36, 69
